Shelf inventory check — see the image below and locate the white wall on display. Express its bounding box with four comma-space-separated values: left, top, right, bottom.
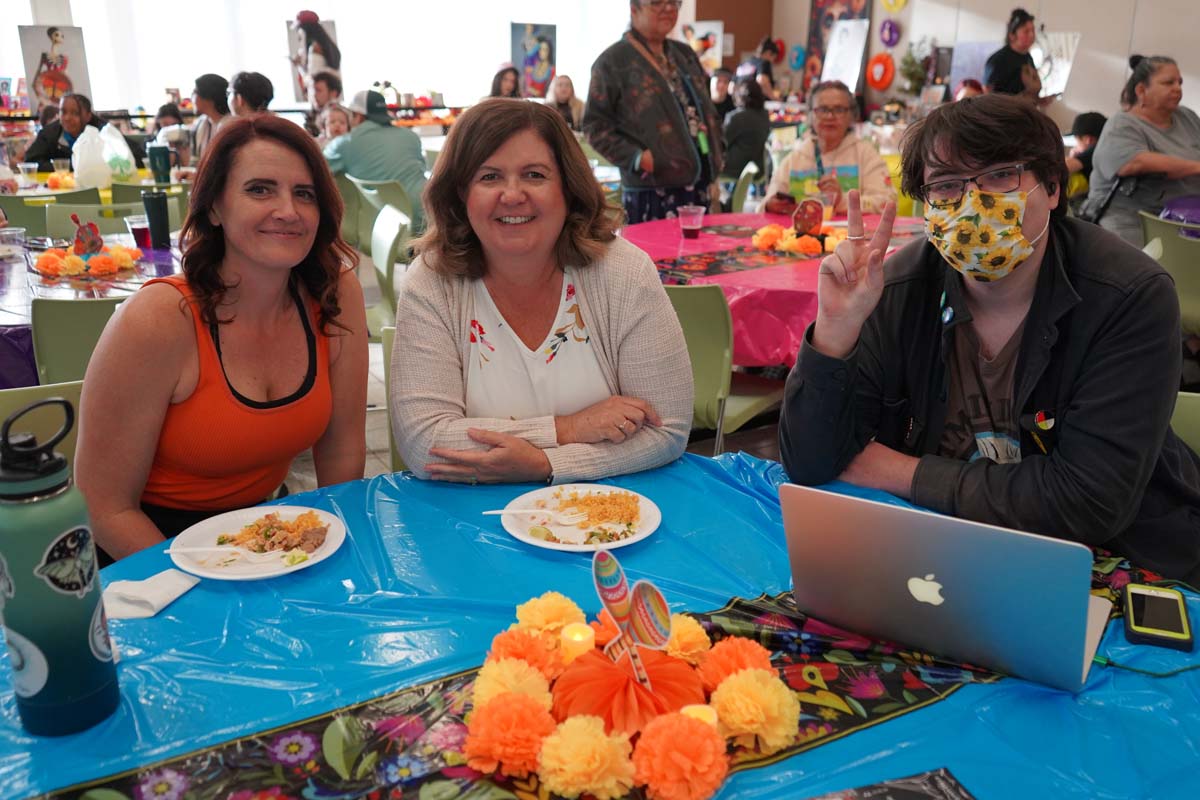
15, 0, 634, 113
771, 0, 1199, 130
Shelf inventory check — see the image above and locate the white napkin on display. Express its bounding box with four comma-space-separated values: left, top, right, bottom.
103, 569, 200, 619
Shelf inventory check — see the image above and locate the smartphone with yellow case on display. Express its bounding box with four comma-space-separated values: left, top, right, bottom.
1123, 584, 1193, 652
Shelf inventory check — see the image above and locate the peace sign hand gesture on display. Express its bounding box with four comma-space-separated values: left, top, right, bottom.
811, 190, 898, 359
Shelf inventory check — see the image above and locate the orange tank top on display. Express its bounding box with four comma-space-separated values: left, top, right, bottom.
141, 275, 333, 510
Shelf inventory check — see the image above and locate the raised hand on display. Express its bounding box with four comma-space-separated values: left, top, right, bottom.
811, 190, 898, 359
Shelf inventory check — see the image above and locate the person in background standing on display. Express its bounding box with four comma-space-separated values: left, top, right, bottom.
584, 0, 723, 223
710, 68, 735, 120
191, 73, 229, 161
722, 78, 770, 182
489, 64, 522, 99
545, 75, 585, 131
736, 37, 780, 99
230, 72, 274, 116
983, 8, 1047, 105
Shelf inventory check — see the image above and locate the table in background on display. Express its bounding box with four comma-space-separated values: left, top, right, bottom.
0, 237, 179, 388
2, 454, 1198, 799
621, 212, 924, 367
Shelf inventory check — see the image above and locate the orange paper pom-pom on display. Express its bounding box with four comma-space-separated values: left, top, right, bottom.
709, 668, 800, 754
590, 609, 621, 646
697, 637, 774, 693
488, 628, 562, 681
538, 716, 635, 800
86, 255, 117, 275
633, 712, 729, 800
464, 692, 556, 778
552, 648, 705, 736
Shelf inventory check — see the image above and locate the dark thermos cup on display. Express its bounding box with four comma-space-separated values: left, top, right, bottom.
0, 398, 120, 736
142, 190, 171, 249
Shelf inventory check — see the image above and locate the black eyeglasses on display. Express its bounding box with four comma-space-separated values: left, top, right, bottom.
921, 163, 1029, 208
644, 0, 683, 8
813, 105, 853, 116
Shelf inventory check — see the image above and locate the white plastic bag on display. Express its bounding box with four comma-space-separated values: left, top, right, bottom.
99, 123, 137, 182
72, 126, 112, 189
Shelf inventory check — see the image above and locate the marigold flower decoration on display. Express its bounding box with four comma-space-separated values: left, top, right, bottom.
464, 692, 556, 778
32, 245, 143, 278
515, 591, 585, 639
538, 715, 635, 800
665, 613, 711, 665
633, 712, 728, 800
696, 636, 773, 693
751, 223, 785, 250
488, 628, 563, 681
709, 667, 800, 755
472, 657, 552, 712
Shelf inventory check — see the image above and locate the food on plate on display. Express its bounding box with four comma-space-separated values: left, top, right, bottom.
531, 489, 641, 545
217, 510, 329, 554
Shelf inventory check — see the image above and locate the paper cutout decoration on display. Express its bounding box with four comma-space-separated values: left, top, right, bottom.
70, 214, 104, 255
880, 19, 901, 49
592, 551, 673, 690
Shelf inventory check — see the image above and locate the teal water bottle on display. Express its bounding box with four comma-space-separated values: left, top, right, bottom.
0, 398, 119, 736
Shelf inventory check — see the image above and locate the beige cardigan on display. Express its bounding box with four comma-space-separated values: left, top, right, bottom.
389, 236, 694, 483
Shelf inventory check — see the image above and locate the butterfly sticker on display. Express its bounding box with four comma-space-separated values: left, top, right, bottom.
35, 527, 96, 598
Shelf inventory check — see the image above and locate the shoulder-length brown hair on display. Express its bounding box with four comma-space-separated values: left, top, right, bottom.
180, 114, 358, 332
413, 98, 621, 279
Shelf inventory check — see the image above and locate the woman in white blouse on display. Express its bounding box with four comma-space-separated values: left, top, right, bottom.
390, 98, 694, 484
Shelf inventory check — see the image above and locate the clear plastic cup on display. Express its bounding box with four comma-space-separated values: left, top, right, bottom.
678, 204, 706, 239
18, 162, 38, 188
125, 215, 152, 249
0, 227, 26, 261
51, 158, 71, 175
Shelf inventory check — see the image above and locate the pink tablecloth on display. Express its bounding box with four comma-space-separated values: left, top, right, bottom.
621, 212, 923, 367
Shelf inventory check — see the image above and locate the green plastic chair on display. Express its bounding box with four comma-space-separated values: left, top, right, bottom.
346, 175, 413, 253
46, 201, 181, 238
1141, 211, 1200, 335
424, 149, 440, 172
335, 174, 361, 249
370, 204, 411, 318
664, 284, 785, 455
729, 161, 761, 213
31, 297, 124, 384
0, 189, 102, 237
380, 326, 405, 471
1171, 391, 1200, 454
0, 380, 84, 470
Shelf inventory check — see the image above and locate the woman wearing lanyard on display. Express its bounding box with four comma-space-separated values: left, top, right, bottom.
582, 0, 724, 223
764, 81, 894, 216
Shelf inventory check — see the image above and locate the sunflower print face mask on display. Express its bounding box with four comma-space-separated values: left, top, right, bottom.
924, 184, 1050, 281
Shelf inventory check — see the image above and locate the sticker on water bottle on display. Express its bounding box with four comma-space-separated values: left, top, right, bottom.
0, 553, 14, 603
3, 625, 49, 698
90, 598, 113, 662
35, 526, 97, 598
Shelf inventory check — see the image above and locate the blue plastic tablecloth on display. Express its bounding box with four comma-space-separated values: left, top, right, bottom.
1, 453, 1199, 799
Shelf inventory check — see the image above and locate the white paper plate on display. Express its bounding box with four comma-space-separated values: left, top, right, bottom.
498, 484, 661, 553
168, 505, 346, 581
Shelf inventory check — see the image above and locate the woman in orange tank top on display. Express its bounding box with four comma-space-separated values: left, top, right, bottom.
76, 115, 368, 561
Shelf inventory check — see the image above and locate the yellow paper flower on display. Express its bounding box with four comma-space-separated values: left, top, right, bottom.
515, 591, 585, 638
472, 657, 552, 713
710, 668, 800, 755
61, 255, 86, 276
666, 613, 711, 665
751, 224, 785, 250
538, 715, 635, 800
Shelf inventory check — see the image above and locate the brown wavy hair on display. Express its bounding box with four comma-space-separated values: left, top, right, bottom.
179, 114, 357, 332
413, 98, 621, 278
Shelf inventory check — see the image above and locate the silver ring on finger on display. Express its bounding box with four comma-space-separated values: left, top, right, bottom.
845, 234, 867, 241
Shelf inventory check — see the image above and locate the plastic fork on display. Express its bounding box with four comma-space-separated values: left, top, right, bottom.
482, 508, 589, 526
166, 546, 285, 563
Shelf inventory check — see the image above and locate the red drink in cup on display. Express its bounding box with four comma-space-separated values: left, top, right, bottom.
125, 215, 152, 249
678, 204, 705, 239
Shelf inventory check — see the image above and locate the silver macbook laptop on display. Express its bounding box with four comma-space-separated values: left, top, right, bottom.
780, 483, 1112, 692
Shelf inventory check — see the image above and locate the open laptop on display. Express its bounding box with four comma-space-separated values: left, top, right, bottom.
779, 483, 1112, 692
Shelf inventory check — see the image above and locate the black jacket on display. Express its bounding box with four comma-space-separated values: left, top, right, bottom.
780, 217, 1200, 579
23, 119, 145, 172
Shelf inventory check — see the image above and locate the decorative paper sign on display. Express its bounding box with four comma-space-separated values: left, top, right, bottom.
512, 22, 557, 99
820, 19, 871, 90
681, 21, 724, 74
287, 19, 339, 102
593, 551, 672, 689
18, 25, 92, 114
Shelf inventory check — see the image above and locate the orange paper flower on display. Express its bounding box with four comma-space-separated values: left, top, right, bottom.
488, 628, 562, 681
666, 613, 711, 665
552, 648, 705, 736
85, 255, 117, 275
709, 668, 800, 754
633, 712, 729, 800
538, 715, 635, 800
463, 692, 556, 778
590, 609, 621, 646
751, 224, 785, 250
697, 637, 774, 693
515, 591, 585, 638
472, 657, 552, 712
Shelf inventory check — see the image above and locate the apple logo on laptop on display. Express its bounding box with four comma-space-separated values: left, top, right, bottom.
907, 574, 945, 606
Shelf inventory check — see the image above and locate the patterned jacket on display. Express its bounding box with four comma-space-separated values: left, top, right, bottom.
584, 31, 723, 190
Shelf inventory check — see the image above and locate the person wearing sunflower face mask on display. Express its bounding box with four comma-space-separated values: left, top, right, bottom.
779, 94, 1200, 583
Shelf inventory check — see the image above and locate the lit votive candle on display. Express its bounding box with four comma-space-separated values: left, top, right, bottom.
560, 622, 595, 663
680, 704, 719, 728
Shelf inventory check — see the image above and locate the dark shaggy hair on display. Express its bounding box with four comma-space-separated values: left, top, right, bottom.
311, 70, 342, 98
900, 93, 1068, 218
1006, 8, 1034, 42
413, 98, 621, 279
298, 20, 341, 71
180, 114, 357, 332
1121, 55, 1177, 109
231, 71, 274, 112
490, 67, 521, 99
